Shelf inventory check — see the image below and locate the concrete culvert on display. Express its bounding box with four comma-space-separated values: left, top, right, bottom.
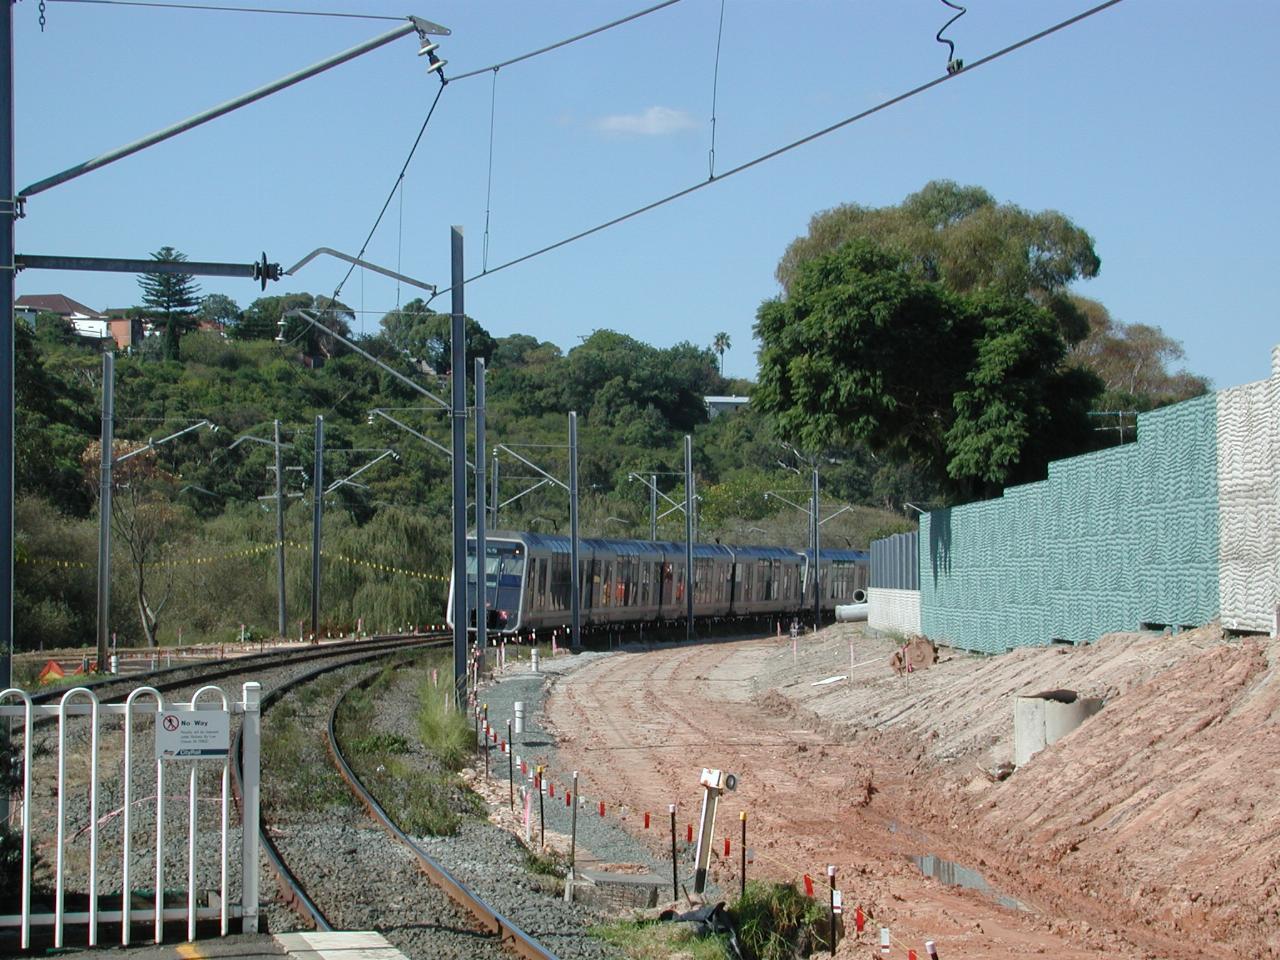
1014, 689, 1104, 766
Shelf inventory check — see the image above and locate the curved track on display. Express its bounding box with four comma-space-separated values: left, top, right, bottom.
326, 672, 560, 960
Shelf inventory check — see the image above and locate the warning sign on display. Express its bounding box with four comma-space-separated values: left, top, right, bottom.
155, 711, 230, 760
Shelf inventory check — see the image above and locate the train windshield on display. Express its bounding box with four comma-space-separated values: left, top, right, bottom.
465, 541, 525, 581
465, 539, 524, 631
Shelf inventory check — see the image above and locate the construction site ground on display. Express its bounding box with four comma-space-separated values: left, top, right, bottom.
543, 622, 1280, 959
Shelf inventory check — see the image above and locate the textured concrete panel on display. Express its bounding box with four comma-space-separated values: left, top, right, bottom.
1217, 348, 1280, 632
922, 394, 1219, 653
868, 588, 921, 635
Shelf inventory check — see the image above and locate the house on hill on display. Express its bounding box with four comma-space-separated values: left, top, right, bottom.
16, 294, 142, 350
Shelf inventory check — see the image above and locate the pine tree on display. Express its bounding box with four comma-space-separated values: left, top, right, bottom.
138, 246, 201, 360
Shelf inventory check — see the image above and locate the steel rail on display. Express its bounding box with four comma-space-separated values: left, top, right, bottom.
328, 672, 561, 960
227, 638, 450, 931
22, 632, 439, 706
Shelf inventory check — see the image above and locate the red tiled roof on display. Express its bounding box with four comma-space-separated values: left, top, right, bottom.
15, 294, 105, 319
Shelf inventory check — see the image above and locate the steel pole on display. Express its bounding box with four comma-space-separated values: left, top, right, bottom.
450, 227, 468, 707
273, 420, 287, 637
475, 358, 487, 654
0, 0, 13, 689
95, 353, 115, 669
650, 474, 657, 541
684, 435, 693, 642
20, 19, 433, 198
491, 454, 499, 527
569, 411, 581, 650
310, 416, 324, 639
812, 466, 821, 631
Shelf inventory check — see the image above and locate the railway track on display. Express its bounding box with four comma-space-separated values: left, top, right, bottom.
322, 669, 559, 960
6, 637, 622, 959
246, 649, 618, 959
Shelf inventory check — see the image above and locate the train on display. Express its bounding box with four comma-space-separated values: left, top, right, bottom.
445, 529, 869, 635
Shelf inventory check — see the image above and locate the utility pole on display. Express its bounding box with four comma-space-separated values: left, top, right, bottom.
491, 453, 499, 528
569, 411, 581, 650
273, 419, 287, 637
684, 435, 694, 641
0, 0, 13, 690
310, 416, 323, 639
95, 353, 115, 670
812, 466, 821, 630
650, 474, 657, 541
475, 358, 487, 655
450, 227, 467, 707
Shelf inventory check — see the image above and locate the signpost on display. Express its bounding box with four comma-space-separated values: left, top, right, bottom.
155, 711, 230, 760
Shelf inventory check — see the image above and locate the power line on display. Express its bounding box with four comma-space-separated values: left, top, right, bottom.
428, 0, 1127, 302
48, 0, 402, 20
707, 0, 727, 180
482, 69, 499, 272
331, 80, 447, 303
449, 0, 684, 82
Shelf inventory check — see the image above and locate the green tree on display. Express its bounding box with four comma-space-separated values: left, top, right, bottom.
755, 239, 1101, 501
713, 331, 732, 374
197, 293, 241, 331
1068, 295, 1209, 411
776, 180, 1101, 344
379, 299, 494, 374
138, 246, 201, 361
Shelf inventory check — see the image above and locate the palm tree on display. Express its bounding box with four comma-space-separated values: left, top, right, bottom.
713, 331, 732, 374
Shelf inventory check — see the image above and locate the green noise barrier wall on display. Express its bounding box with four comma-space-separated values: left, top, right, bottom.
920, 395, 1219, 653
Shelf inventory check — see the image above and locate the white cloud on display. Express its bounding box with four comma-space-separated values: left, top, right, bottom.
595, 106, 697, 137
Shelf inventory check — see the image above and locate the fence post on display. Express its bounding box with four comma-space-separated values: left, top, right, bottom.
240, 682, 262, 933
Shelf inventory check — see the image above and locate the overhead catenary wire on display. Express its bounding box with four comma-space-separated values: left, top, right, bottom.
449, 0, 684, 82
936, 0, 968, 66
482, 69, 499, 272
427, 0, 1127, 303
330, 80, 447, 305
707, 0, 727, 180
48, 0, 403, 20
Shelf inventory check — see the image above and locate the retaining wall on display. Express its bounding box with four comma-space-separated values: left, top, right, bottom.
919, 346, 1280, 653
867, 587, 921, 635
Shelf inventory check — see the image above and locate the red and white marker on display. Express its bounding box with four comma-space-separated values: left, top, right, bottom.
644, 811, 651, 829
925, 940, 939, 959
880, 927, 890, 955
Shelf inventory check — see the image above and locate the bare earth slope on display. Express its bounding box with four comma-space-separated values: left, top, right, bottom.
544, 624, 1279, 958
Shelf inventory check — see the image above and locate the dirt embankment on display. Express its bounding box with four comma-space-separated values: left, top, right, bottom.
756, 622, 1280, 958
543, 623, 1280, 958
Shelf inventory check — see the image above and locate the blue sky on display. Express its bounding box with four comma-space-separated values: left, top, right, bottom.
12, 0, 1278, 390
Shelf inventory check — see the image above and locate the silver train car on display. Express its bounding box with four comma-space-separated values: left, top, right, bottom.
445, 529, 869, 635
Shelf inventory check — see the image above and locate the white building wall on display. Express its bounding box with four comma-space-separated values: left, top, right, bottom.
1216, 346, 1280, 633
868, 587, 921, 635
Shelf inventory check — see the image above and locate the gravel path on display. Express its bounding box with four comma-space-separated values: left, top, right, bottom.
357, 658, 624, 960
474, 648, 721, 899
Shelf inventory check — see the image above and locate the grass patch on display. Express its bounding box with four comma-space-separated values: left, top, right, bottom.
591, 919, 727, 960
345, 731, 411, 756
334, 653, 482, 836
416, 671, 473, 770
525, 848, 568, 878
732, 880, 831, 960
261, 686, 352, 816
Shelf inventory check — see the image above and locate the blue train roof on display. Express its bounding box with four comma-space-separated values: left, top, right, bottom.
802, 548, 870, 562
730, 545, 805, 561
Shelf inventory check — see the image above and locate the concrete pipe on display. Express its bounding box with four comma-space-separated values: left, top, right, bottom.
852, 588, 867, 604
835, 603, 869, 622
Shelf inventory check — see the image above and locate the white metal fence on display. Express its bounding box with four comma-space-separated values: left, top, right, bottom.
1, 682, 261, 950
